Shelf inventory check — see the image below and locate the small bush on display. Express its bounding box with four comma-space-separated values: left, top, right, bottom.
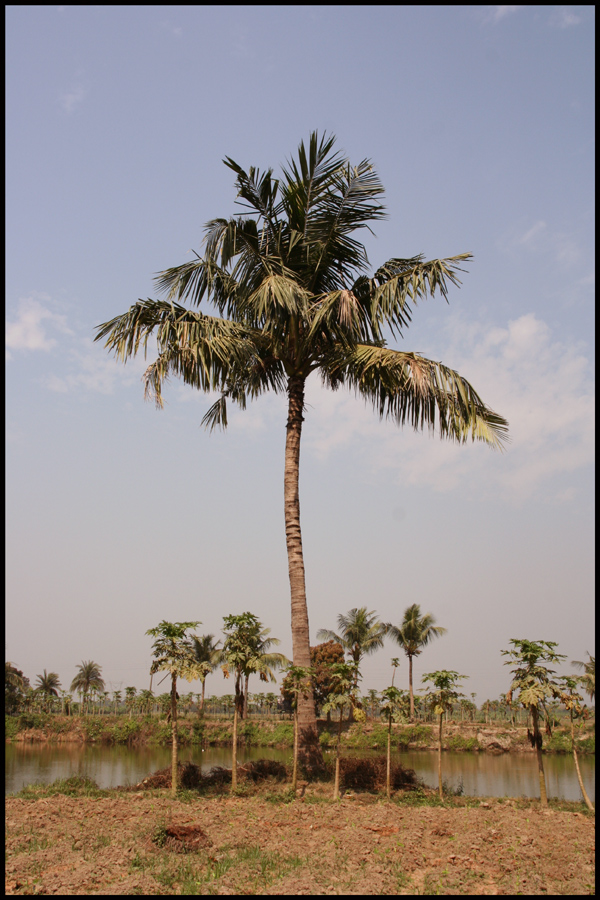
397, 725, 432, 748
327, 755, 420, 792
445, 734, 479, 751
5, 715, 19, 739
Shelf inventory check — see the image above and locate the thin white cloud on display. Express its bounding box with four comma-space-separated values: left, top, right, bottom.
549, 7, 582, 28
301, 313, 593, 505
59, 85, 86, 114
500, 220, 584, 269
42, 337, 150, 396
6, 296, 72, 359
486, 6, 520, 24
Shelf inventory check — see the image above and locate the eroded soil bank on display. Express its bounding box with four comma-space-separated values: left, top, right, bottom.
5, 786, 595, 895
6, 715, 595, 755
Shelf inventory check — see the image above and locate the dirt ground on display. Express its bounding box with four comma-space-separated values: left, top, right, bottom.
5, 784, 595, 895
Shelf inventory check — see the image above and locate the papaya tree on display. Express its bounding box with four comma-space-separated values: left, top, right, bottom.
556, 675, 594, 811
284, 664, 315, 793
501, 639, 565, 808
321, 661, 359, 800
146, 620, 201, 797
421, 670, 467, 800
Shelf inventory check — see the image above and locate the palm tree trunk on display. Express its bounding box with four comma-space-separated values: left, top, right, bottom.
386, 714, 392, 800
570, 710, 594, 811
201, 679, 206, 712
438, 712, 444, 800
408, 654, 414, 720
170, 673, 178, 797
284, 375, 322, 774
531, 706, 547, 807
292, 707, 299, 794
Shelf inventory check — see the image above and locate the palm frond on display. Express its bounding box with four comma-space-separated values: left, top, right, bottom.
353, 254, 472, 340
321, 343, 509, 449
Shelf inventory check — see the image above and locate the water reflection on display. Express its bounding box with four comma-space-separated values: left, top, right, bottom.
5, 742, 595, 802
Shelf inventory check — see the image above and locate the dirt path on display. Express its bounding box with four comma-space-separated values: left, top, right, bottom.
5, 790, 594, 895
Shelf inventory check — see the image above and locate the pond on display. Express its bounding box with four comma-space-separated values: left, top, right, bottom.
5, 743, 594, 802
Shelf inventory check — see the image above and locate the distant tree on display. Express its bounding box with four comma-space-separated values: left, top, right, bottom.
285, 664, 315, 793
502, 639, 565, 808
125, 686, 137, 719
318, 608, 385, 718
112, 689, 122, 715
380, 685, 408, 799
281, 640, 344, 721
139, 688, 154, 716
70, 661, 105, 716
5, 663, 30, 714
421, 669, 468, 800
191, 634, 222, 712
146, 620, 201, 797
321, 662, 359, 800
386, 604, 447, 720
241, 624, 288, 718
34, 670, 61, 711
221, 612, 265, 791
572, 653, 595, 704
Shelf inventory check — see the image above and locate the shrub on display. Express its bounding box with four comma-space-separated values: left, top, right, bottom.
331, 755, 420, 792
445, 734, 479, 751
5, 715, 19, 739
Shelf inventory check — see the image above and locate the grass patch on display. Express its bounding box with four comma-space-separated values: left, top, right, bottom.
445, 734, 480, 751
13, 775, 108, 799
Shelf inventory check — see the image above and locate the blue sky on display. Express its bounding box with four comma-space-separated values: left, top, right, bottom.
6, 6, 594, 706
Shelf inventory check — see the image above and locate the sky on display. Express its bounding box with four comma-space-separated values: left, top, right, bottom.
6, 6, 594, 707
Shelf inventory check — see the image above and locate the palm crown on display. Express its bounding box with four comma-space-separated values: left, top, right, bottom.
96, 131, 508, 445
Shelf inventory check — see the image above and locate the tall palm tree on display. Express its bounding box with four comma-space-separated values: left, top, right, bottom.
35, 670, 61, 712
190, 634, 222, 712
70, 661, 105, 716
95, 132, 508, 770
386, 604, 447, 719
318, 607, 386, 717
572, 652, 595, 704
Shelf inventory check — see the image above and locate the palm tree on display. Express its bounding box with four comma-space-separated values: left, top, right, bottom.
146, 620, 201, 796
34, 670, 61, 712
95, 132, 508, 770
572, 653, 595, 704
318, 607, 386, 719
386, 604, 447, 720
242, 624, 289, 718
70, 661, 105, 716
190, 634, 222, 712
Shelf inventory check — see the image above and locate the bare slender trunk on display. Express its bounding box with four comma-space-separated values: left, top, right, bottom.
284, 376, 322, 774
408, 655, 414, 720
200, 680, 206, 712
386, 714, 392, 800
292, 708, 299, 794
438, 712, 443, 800
170, 673, 178, 798
570, 710, 594, 811
333, 706, 343, 800
243, 674, 249, 719
231, 704, 238, 792
531, 706, 547, 807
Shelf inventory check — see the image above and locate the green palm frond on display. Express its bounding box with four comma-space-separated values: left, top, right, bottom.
322, 343, 509, 449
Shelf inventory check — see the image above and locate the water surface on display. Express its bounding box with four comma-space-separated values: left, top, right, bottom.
5, 742, 594, 802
